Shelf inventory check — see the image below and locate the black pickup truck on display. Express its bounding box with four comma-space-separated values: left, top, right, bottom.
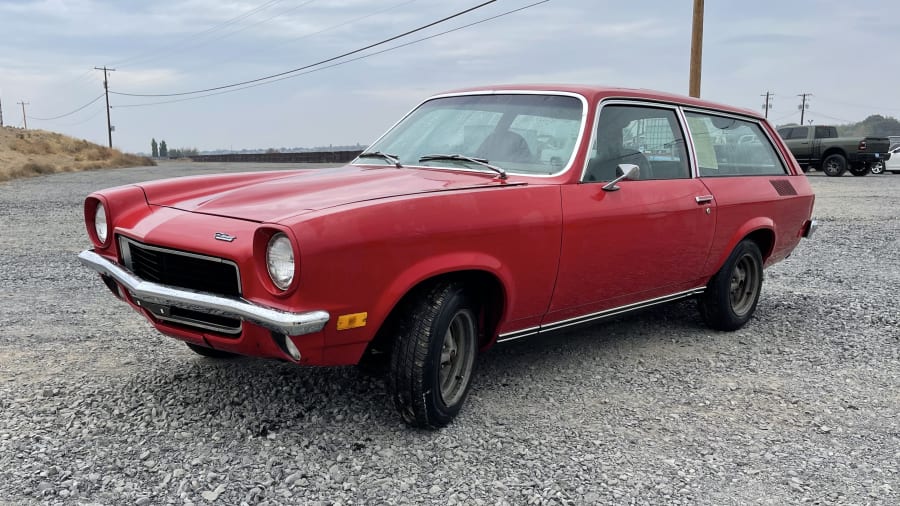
777, 125, 891, 176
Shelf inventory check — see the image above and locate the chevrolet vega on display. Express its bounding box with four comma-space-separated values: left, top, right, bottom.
79, 85, 816, 428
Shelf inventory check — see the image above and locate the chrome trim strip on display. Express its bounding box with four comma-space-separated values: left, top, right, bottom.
497, 288, 705, 343
582, 99, 693, 182
679, 106, 793, 176
496, 325, 540, 343
78, 250, 330, 336
154, 313, 241, 335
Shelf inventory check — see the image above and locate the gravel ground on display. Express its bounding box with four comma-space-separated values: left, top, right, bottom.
1, 162, 898, 505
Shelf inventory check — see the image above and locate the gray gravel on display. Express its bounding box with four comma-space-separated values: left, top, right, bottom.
1, 162, 898, 505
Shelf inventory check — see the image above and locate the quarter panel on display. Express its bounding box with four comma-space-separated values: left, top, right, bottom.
699, 175, 814, 275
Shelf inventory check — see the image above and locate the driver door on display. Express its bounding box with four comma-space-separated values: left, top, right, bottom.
545, 103, 715, 325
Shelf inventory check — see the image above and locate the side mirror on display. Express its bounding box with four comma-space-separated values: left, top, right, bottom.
602, 164, 640, 192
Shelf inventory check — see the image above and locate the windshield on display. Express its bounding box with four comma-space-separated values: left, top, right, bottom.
358, 93, 585, 175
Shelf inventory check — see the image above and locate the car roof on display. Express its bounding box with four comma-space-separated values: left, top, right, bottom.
435, 84, 763, 121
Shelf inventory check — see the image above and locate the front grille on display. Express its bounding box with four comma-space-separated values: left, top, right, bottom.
118, 237, 243, 336
119, 237, 241, 297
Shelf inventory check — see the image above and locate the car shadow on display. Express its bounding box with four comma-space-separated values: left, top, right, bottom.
106, 299, 711, 434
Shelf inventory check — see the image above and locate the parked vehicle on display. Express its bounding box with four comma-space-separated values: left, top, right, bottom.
884, 145, 900, 174
79, 85, 817, 428
776, 125, 890, 176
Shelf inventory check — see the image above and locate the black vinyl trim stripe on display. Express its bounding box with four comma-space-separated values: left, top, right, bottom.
497, 287, 705, 343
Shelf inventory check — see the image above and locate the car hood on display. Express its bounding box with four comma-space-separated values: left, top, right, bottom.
142, 165, 520, 223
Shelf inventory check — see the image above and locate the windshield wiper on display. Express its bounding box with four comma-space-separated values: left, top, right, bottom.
357, 151, 402, 168
418, 154, 507, 180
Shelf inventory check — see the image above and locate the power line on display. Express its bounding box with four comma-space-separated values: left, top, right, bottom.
28, 93, 106, 121
193, 0, 417, 74
110, 0, 286, 68
111, 0, 499, 98
112, 0, 550, 109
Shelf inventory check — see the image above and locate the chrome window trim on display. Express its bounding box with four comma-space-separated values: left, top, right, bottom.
679, 107, 792, 177
497, 287, 706, 343
118, 235, 243, 295
581, 99, 693, 182
353, 90, 590, 179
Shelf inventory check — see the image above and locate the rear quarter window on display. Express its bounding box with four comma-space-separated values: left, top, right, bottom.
685, 112, 788, 177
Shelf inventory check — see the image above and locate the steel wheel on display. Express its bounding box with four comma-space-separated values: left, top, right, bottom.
698, 239, 764, 331
439, 309, 476, 406
729, 254, 761, 317
389, 281, 480, 428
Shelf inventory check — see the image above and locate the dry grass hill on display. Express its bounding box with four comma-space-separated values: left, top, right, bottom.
0, 127, 154, 182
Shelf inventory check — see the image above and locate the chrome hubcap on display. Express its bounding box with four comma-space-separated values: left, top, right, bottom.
729, 254, 760, 316
439, 309, 476, 406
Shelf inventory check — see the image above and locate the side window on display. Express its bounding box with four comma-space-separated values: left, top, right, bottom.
789, 127, 809, 140
685, 111, 788, 177
583, 104, 689, 182
815, 126, 837, 139
777, 128, 792, 139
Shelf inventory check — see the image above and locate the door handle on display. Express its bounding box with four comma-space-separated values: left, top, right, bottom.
695, 195, 713, 204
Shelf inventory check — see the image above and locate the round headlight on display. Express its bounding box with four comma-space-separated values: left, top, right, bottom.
95, 202, 108, 244
266, 233, 295, 290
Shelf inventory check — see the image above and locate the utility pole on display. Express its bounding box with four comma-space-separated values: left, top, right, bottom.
17, 101, 29, 129
95, 66, 116, 148
0, 92, 4, 127
689, 0, 704, 98
760, 91, 774, 118
797, 93, 812, 126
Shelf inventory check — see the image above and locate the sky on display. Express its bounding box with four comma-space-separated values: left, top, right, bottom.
1, 0, 898, 154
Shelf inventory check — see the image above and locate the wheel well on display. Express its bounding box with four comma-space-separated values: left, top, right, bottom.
744, 229, 775, 261
820, 147, 846, 163
362, 270, 506, 361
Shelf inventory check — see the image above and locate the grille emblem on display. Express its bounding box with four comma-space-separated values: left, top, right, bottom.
214, 232, 236, 242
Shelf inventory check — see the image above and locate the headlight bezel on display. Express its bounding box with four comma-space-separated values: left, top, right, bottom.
255, 227, 300, 296
86, 197, 112, 248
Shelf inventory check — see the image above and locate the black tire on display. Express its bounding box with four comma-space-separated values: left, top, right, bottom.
821, 154, 847, 177
388, 282, 478, 429
185, 342, 238, 358
848, 165, 869, 177
697, 240, 764, 331
870, 161, 885, 175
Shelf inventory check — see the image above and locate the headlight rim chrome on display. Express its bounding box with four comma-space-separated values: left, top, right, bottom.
266, 232, 295, 292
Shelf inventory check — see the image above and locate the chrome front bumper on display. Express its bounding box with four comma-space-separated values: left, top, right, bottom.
78, 250, 330, 336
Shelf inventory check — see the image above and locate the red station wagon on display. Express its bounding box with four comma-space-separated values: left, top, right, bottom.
79, 85, 817, 428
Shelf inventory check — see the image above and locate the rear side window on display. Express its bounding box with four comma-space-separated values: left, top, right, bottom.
788, 127, 809, 140
685, 112, 788, 177
815, 126, 838, 138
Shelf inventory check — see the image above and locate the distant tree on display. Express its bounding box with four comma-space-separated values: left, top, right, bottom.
159, 140, 168, 158
151, 138, 159, 158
